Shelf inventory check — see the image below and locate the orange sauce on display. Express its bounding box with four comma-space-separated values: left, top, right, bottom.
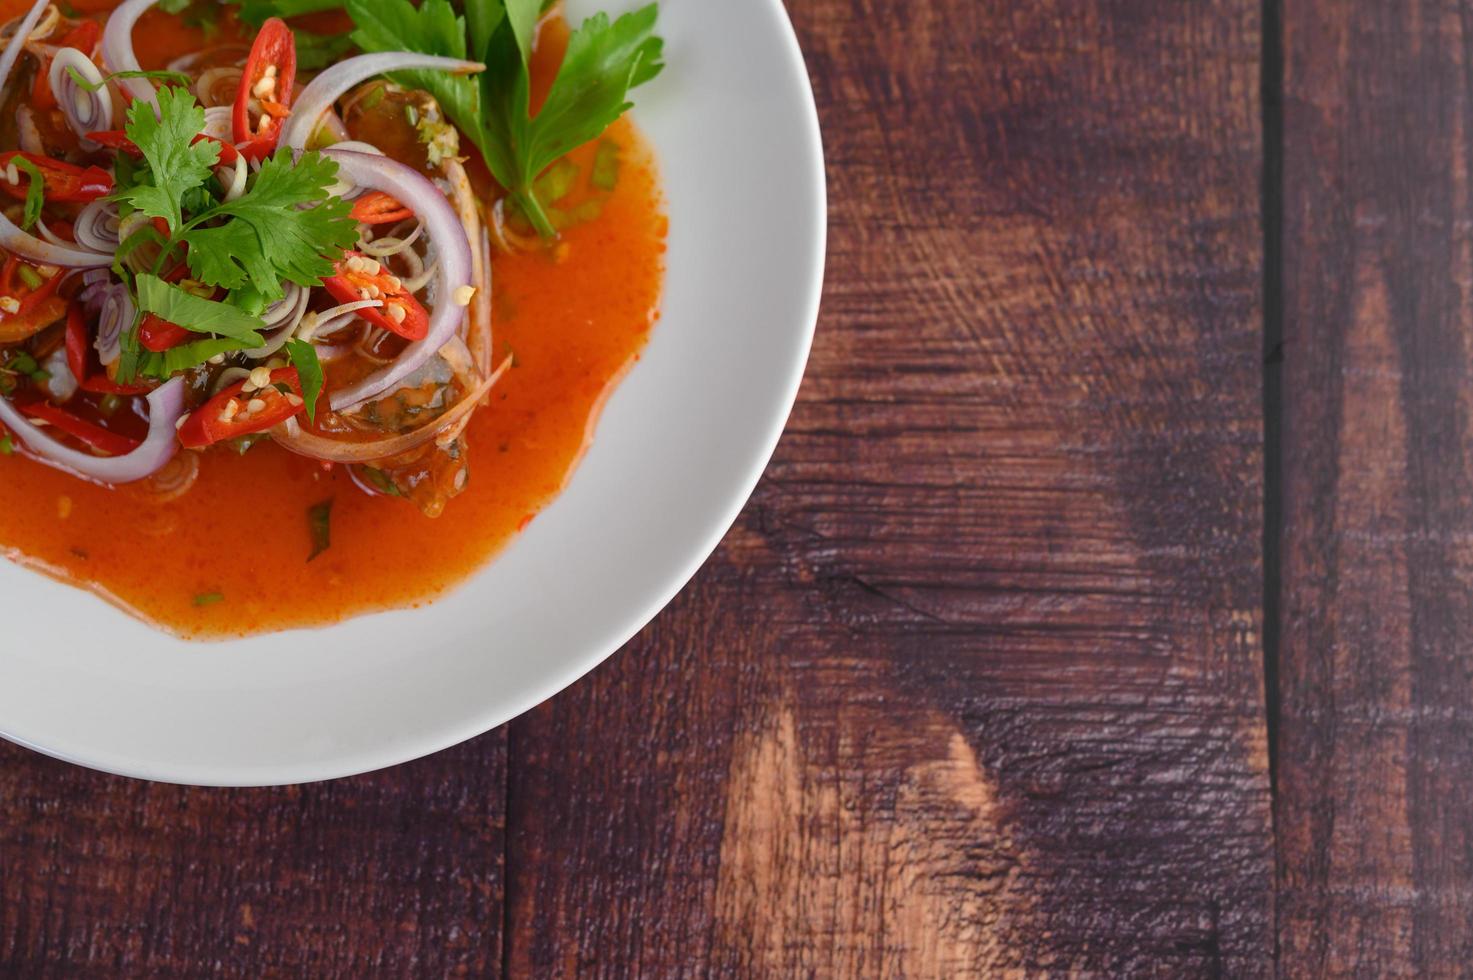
0, 3, 666, 637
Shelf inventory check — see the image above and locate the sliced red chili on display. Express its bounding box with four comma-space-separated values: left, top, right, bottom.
350, 192, 415, 226
233, 18, 297, 162
323, 251, 430, 341
138, 314, 193, 352
65, 301, 151, 395
21, 399, 141, 456
0, 152, 112, 204
140, 269, 216, 352
177, 367, 304, 449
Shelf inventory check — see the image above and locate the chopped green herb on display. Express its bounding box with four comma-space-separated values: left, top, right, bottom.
232, 433, 267, 454
12, 157, 45, 231
15, 264, 41, 291
28, 369, 49, 385
284, 338, 324, 420
0, 433, 13, 455
66, 66, 192, 94
591, 140, 620, 191
193, 591, 225, 607
534, 158, 579, 204
97, 394, 124, 417
357, 465, 402, 496
307, 498, 333, 561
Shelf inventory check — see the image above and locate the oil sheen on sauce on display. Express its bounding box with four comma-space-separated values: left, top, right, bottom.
0, 5, 666, 637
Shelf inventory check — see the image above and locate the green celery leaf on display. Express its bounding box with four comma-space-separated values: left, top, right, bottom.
464, 0, 504, 60
478, 4, 661, 236
229, 0, 343, 24
135, 273, 265, 342
294, 30, 355, 71
139, 336, 258, 378
346, 0, 482, 151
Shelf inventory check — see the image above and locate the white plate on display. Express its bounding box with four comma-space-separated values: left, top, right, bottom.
0, 0, 825, 785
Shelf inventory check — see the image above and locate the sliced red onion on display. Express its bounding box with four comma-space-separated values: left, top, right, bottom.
0, 0, 109, 266
81, 267, 111, 286
300, 298, 382, 341
358, 223, 423, 257
279, 53, 483, 152
0, 377, 184, 484
94, 284, 132, 366
274, 357, 507, 464
74, 199, 121, 252
200, 104, 233, 141
244, 282, 310, 358
193, 65, 240, 108
50, 46, 112, 142
313, 109, 350, 147
321, 150, 473, 412
100, 0, 159, 108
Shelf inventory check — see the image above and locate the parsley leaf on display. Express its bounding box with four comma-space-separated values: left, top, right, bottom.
112, 87, 220, 232
285, 338, 324, 420
181, 149, 356, 300
135, 274, 265, 343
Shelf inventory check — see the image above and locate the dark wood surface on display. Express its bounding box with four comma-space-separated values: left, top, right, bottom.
0, 0, 1459, 975
1277, 2, 1473, 977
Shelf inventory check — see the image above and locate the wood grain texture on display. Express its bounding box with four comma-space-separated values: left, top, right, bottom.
0, 733, 505, 978
505, 0, 1273, 975
0, 0, 1280, 975
1278, 2, 1473, 975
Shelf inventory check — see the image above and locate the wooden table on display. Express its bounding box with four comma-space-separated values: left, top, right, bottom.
1, 0, 1465, 975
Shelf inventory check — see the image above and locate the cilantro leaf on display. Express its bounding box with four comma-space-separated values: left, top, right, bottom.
181, 149, 356, 299
135, 274, 265, 343
112, 87, 219, 232
285, 338, 324, 420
